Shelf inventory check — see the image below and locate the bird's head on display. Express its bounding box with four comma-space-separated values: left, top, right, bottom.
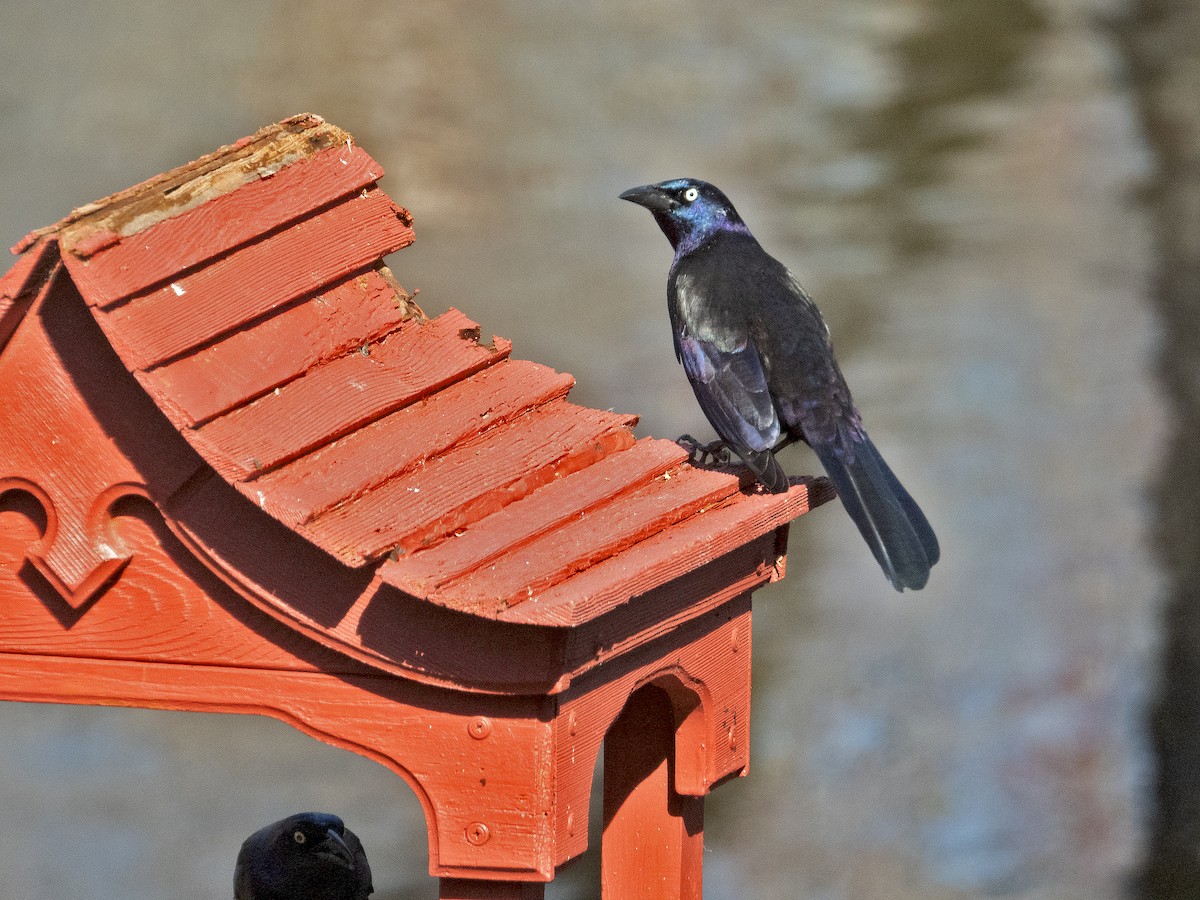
235, 812, 373, 900
619, 178, 746, 253
274, 813, 355, 871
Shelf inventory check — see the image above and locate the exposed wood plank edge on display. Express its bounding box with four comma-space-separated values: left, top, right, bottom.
380, 438, 691, 597
449, 466, 743, 616
224, 335, 515, 484
377, 263, 427, 322
495, 476, 834, 626
42, 115, 348, 252
73, 148, 394, 309
286, 367, 578, 527
179, 291, 422, 430
354, 421, 640, 565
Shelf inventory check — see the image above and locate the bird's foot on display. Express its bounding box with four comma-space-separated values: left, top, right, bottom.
677, 434, 734, 467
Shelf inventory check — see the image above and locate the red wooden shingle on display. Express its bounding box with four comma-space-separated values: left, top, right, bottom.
145, 267, 415, 427
380, 437, 689, 598
498, 478, 835, 626
306, 400, 638, 564
252, 358, 576, 527
412, 461, 740, 615
191, 309, 510, 480
87, 187, 413, 368
64, 144, 386, 305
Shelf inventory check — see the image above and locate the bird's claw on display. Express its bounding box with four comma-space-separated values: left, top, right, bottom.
677, 434, 734, 467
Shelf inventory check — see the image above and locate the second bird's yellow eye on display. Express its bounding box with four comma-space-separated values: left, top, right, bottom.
293, 830, 307, 844
683, 187, 699, 202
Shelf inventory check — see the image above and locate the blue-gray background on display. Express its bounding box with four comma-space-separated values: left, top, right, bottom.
0, 1, 1181, 897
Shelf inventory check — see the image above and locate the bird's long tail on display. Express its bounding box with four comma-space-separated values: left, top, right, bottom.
811, 432, 939, 591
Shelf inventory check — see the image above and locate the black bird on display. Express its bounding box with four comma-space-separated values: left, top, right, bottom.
234, 812, 373, 900
620, 178, 939, 590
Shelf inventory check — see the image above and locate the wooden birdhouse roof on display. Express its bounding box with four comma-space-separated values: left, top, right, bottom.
3, 114, 830, 677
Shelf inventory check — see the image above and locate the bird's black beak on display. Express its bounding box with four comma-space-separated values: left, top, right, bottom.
314, 828, 355, 870
619, 183, 674, 213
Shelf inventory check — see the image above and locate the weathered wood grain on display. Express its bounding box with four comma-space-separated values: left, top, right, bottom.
89, 187, 414, 368
307, 400, 637, 564
192, 309, 511, 481
48, 114, 350, 251
64, 144, 388, 305
253, 358, 576, 526
147, 267, 417, 427
430, 465, 741, 615
381, 438, 690, 600
499, 477, 833, 626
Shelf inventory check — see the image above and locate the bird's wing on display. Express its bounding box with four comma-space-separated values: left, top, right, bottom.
747, 266, 855, 445
672, 266, 780, 453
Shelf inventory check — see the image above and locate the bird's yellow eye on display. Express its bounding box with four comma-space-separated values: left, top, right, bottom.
683, 187, 699, 202
293, 830, 307, 844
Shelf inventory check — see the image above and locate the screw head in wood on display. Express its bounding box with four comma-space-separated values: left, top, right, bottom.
466, 822, 491, 846
468, 716, 492, 740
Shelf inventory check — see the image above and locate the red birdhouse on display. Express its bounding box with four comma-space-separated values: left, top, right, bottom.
0, 115, 831, 898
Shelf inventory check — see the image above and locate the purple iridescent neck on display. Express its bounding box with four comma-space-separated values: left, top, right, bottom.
674, 218, 751, 259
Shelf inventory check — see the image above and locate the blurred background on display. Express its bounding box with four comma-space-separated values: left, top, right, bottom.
0, 0, 1194, 897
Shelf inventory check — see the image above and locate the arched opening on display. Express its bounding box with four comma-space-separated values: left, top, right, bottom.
0, 702, 433, 898
599, 681, 706, 900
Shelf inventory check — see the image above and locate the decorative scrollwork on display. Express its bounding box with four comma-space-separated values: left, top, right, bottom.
0, 475, 142, 611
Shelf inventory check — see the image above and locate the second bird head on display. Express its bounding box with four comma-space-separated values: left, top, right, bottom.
234, 811, 373, 900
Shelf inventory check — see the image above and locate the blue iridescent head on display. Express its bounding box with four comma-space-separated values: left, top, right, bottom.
619, 178, 747, 254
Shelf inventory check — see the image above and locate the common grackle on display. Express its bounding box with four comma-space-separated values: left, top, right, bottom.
234, 812, 373, 900
620, 178, 939, 590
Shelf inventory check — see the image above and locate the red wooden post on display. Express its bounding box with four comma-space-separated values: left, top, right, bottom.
0, 115, 833, 896
603, 685, 705, 899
